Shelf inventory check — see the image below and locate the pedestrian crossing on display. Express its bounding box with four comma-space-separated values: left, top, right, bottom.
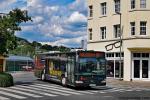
0, 83, 149, 100
0, 83, 95, 100
98, 86, 150, 94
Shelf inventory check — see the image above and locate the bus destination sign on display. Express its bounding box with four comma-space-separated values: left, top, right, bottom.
79, 52, 104, 58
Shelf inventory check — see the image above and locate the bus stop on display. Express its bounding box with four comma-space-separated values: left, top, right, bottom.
6, 55, 34, 72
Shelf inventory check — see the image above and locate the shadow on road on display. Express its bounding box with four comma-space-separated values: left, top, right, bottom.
37, 79, 112, 91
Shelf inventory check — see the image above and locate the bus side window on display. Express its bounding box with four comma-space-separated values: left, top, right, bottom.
54, 60, 60, 70
60, 61, 66, 72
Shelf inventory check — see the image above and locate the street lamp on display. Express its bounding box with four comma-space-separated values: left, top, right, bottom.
116, 12, 122, 80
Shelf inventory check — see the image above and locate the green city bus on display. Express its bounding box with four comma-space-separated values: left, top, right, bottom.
41, 50, 106, 87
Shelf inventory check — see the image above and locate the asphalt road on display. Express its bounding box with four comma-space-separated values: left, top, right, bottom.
0, 71, 149, 100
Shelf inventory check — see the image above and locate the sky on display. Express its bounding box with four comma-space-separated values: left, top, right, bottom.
0, 0, 88, 48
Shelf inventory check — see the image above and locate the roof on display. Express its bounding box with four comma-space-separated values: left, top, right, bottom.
6, 55, 33, 62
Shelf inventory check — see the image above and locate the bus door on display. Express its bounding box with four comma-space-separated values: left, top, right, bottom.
67, 57, 75, 84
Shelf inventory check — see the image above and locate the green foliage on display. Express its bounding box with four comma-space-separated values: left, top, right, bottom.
34, 69, 43, 78
0, 72, 14, 87
0, 8, 32, 55
9, 37, 71, 57
40, 45, 70, 52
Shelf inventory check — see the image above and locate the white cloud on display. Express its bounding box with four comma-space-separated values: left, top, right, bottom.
27, 0, 40, 7
32, 16, 44, 24
9, 0, 88, 47
0, 0, 16, 9
69, 0, 87, 12
21, 25, 34, 32
44, 35, 87, 47
67, 11, 87, 23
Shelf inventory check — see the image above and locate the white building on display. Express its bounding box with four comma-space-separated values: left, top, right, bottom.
87, 0, 150, 81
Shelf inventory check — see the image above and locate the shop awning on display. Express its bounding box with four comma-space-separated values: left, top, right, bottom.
6, 55, 33, 62
128, 48, 150, 52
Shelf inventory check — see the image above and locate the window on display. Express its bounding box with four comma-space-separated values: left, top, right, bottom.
131, 0, 135, 9
142, 53, 149, 58
133, 53, 141, 57
114, 24, 120, 38
89, 5, 93, 17
114, 0, 120, 13
130, 22, 135, 35
115, 53, 124, 57
133, 53, 149, 58
100, 27, 106, 39
101, 2, 107, 15
140, 0, 146, 8
140, 21, 146, 35
89, 28, 92, 40
106, 53, 114, 58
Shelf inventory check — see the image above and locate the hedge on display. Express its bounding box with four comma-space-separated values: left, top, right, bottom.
0, 72, 14, 87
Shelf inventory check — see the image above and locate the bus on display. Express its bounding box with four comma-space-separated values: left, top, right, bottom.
41, 50, 106, 87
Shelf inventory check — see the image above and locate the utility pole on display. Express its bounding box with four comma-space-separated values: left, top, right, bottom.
116, 12, 122, 80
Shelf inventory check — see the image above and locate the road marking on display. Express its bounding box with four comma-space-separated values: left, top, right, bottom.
0, 96, 10, 100
99, 88, 127, 93
0, 91, 26, 99
100, 88, 118, 92
0, 88, 42, 98
125, 89, 133, 91
10, 87, 57, 97
103, 96, 113, 98
18, 85, 82, 95
14, 85, 70, 96
35, 84, 94, 94
99, 91, 106, 93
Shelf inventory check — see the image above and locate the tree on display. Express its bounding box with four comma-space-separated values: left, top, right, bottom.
0, 8, 32, 55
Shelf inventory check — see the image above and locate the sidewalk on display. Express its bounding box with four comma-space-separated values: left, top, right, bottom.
107, 78, 150, 89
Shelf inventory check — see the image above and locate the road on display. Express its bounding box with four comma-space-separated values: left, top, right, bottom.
0, 72, 149, 100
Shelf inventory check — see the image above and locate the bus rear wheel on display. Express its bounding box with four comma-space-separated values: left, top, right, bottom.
61, 77, 66, 86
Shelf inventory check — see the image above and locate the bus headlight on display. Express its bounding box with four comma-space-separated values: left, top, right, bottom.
101, 80, 106, 83
75, 81, 83, 84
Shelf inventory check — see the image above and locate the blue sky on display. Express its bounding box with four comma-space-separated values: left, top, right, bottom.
0, 0, 87, 48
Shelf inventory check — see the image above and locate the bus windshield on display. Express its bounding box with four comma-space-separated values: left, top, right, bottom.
78, 58, 106, 75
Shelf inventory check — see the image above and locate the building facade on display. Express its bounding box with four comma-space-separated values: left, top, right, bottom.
87, 0, 150, 81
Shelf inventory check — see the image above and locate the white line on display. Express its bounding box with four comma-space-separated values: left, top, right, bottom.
99, 88, 122, 93
34, 84, 90, 94
0, 88, 42, 98
109, 89, 125, 92
125, 89, 133, 91
34, 84, 94, 94
12, 85, 70, 96
0, 96, 10, 100
100, 88, 118, 92
0, 91, 26, 99
135, 89, 142, 91
103, 96, 113, 98
99, 91, 106, 93
33, 84, 92, 94
89, 91, 99, 93
18, 85, 82, 95
10, 87, 57, 97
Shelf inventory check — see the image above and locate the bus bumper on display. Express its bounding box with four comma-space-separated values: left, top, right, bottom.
75, 81, 106, 87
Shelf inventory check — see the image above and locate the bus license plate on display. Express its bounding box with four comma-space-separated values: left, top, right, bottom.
89, 84, 96, 86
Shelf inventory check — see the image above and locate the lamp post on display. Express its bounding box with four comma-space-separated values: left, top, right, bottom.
116, 12, 122, 80
105, 12, 123, 80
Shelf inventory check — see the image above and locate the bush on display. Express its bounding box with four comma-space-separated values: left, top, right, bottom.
34, 69, 43, 78
0, 72, 14, 87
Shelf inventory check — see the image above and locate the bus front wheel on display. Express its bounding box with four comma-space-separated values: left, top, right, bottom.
61, 77, 66, 86
41, 73, 45, 81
